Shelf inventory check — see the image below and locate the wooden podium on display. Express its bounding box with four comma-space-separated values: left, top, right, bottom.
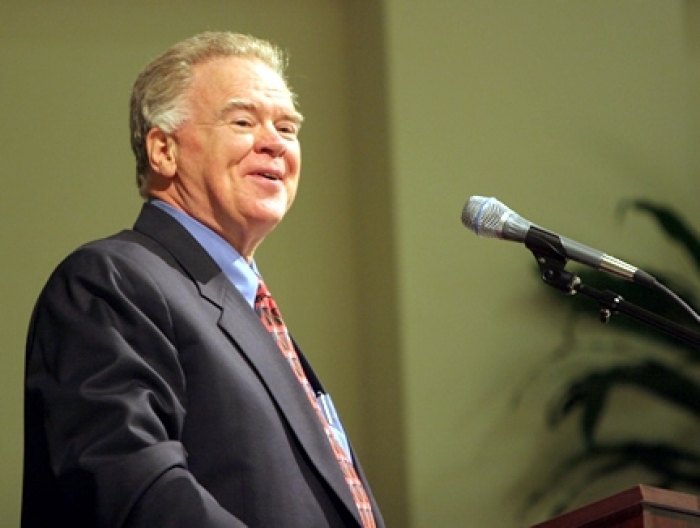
531, 485, 700, 527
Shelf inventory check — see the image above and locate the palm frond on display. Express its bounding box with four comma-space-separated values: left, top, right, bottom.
548, 360, 700, 443
617, 199, 700, 272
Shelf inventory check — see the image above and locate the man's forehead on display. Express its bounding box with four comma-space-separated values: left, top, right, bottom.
194, 56, 286, 85
186, 56, 299, 119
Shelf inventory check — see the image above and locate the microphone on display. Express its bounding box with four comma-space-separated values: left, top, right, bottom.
461, 196, 657, 288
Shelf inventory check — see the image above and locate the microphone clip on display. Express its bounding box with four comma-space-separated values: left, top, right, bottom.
526, 227, 581, 296
530, 250, 581, 296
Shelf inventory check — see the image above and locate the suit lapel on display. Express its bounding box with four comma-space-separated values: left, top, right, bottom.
132, 203, 362, 525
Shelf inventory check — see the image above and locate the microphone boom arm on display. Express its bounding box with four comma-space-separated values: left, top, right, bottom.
528, 245, 700, 349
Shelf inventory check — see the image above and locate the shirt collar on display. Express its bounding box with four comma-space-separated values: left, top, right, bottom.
150, 199, 259, 308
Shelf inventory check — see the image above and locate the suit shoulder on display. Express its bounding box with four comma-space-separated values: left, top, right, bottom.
38, 230, 178, 297
67, 229, 176, 270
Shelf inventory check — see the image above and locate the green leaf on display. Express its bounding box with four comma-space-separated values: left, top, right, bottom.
618, 199, 700, 272
549, 360, 700, 443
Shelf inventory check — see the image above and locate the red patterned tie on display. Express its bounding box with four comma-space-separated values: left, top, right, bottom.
255, 280, 376, 528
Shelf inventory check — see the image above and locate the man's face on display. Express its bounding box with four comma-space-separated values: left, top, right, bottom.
159, 56, 302, 257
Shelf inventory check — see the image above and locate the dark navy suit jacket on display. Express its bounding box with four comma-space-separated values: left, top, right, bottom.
22, 202, 383, 527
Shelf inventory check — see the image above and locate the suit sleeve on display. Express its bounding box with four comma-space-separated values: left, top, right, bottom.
25, 243, 246, 527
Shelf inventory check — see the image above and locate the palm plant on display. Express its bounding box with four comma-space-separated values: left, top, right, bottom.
520, 199, 700, 517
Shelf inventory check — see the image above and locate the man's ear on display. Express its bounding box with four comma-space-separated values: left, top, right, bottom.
146, 128, 177, 177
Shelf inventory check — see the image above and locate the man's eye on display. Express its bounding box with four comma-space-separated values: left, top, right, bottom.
277, 123, 299, 136
233, 119, 252, 127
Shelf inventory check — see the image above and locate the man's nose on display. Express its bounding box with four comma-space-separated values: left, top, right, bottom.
255, 124, 287, 157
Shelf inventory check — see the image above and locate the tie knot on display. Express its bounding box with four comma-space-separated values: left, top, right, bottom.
254, 280, 279, 320
255, 279, 271, 303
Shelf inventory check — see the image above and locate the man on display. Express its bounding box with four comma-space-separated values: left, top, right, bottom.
22, 31, 383, 528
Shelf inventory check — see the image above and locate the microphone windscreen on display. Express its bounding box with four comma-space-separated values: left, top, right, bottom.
461, 196, 507, 238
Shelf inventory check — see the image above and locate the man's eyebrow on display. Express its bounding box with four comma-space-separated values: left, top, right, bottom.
219, 98, 304, 125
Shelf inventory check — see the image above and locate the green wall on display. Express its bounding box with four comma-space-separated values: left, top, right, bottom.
2, 2, 698, 527
385, 1, 700, 525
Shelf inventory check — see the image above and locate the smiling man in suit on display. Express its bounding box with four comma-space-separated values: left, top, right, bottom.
22, 31, 383, 528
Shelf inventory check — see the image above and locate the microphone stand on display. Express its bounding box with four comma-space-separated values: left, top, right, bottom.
528, 248, 700, 349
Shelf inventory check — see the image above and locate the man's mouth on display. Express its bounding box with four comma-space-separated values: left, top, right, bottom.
256, 172, 280, 181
